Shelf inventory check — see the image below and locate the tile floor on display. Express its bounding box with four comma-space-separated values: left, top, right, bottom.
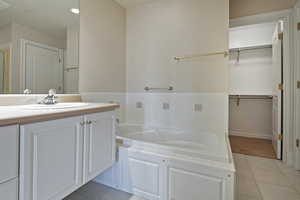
63, 182, 144, 200
65, 153, 300, 200
234, 154, 300, 200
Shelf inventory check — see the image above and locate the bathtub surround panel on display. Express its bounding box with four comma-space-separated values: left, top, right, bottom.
79, 0, 126, 93
95, 125, 235, 200
126, 0, 229, 93
126, 93, 229, 134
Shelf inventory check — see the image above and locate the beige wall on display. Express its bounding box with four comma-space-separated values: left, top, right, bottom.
229, 98, 273, 139
79, 0, 126, 93
230, 0, 296, 19
127, 0, 229, 93
11, 23, 65, 49
0, 24, 12, 46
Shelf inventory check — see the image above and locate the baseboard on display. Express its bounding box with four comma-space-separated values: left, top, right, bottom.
286, 151, 295, 167
229, 130, 272, 140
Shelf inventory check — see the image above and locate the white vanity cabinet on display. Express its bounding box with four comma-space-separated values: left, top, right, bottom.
0, 125, 19, 200
20, 116, 84, 200
19, 111, 116, 200
83, 111, 116, 183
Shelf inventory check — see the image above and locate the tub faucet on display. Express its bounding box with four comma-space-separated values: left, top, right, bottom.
40, 89, 57, 105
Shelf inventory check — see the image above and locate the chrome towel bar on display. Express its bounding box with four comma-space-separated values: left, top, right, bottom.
144, 86, 173, 91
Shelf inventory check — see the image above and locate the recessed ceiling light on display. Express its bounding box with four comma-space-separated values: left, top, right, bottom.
70, 8, 80, 15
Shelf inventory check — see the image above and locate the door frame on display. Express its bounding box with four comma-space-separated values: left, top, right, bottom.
293, 2, 300, 170
19, 39, 64, 93
230, 10, 294, 165
0, 43, 13, 93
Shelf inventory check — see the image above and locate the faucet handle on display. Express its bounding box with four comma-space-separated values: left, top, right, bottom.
48, 89, 57, 97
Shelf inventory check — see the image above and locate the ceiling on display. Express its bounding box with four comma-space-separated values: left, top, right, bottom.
115, 0, 297, 18
0, 0, 79, 40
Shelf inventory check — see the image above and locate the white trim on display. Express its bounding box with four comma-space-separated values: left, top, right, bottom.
19, 39, 64, 93
293, 4, 300, 170
278, 15, 292, 164
229, 130, 272, 140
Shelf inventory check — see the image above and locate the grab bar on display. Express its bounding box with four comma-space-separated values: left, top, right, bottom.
174, 51, 228, 61
144, 86, 174, 91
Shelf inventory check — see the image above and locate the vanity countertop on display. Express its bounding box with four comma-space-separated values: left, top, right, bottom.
0, 103, 120, 126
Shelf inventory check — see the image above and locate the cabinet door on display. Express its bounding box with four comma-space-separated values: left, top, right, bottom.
20, 116, 84, 200
0, 125, 19, 184
0, 178, 18, 200
84, 111, 116, 183
168, 167, 224, 200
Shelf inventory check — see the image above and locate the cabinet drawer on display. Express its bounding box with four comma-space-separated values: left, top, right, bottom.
0, 125, 19, 183
0, 178, 18, 200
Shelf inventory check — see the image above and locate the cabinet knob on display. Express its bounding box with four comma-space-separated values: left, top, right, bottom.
80, 122, 85, 126
87, 120, 92, 124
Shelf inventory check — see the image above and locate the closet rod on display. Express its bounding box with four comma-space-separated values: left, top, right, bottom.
174, 51, 228, 61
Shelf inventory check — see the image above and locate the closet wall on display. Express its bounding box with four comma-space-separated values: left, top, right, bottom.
229, 23, 276, 139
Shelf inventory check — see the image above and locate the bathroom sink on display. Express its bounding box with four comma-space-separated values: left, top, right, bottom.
19, 103, 90, 110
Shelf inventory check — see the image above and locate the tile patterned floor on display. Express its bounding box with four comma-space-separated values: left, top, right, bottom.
234, 154, 300, 200
63, 182, 144, 200
65, 154, 300, 200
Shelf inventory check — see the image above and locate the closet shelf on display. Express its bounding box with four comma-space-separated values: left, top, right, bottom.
229, 95, 273, 100
229, 44, 272, 53
229, 95, 273, 106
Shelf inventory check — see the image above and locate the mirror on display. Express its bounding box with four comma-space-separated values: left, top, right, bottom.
0, 0, 79, 94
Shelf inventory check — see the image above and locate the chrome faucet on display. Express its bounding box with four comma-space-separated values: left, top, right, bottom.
23, 89, 32, 94
40, 89, 57, 105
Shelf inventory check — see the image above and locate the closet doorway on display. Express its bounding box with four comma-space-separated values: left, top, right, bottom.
228, 21, 285, 160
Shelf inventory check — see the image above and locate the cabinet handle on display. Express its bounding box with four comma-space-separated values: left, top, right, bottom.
80, 122, 85, 126
86, 120, 92, 125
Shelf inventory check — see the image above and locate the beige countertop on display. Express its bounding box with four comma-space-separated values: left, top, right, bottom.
0, 103, 119, 126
